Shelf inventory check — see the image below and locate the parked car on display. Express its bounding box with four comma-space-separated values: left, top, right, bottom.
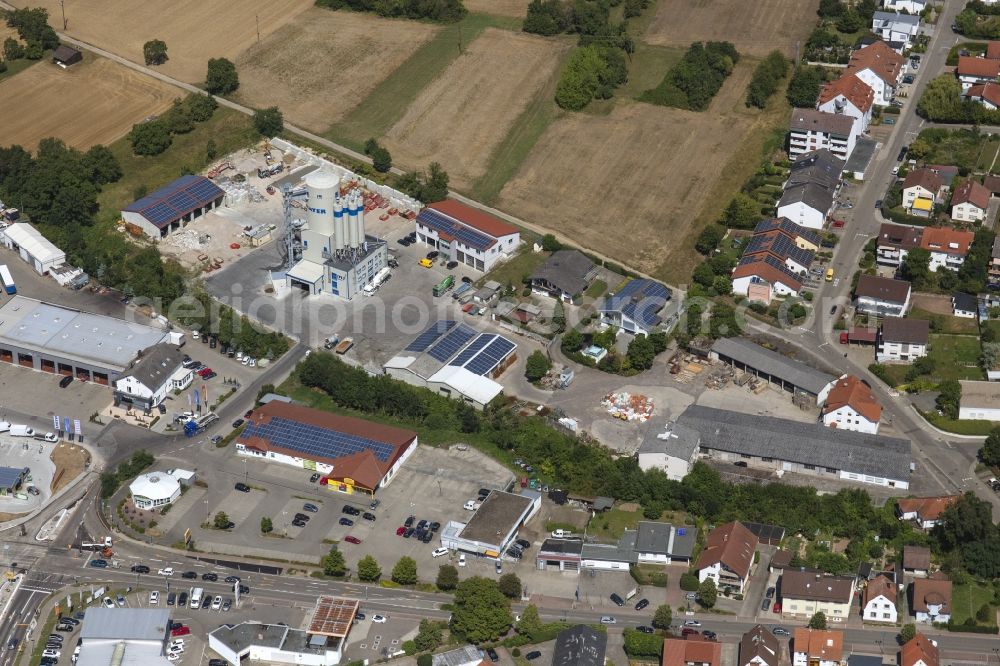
225, 576, 241, 583
232, 418, 244, 428
342, 505, 361, 516
292, 519, 307, 527
486, 647, 499, 663
372, 615, 387, 623
637, 626, 654, 634
181, 571, 197, 579
158, 567, 174, 576
396, 526, 406, 536
525, 651, 542, 661
149, 591, 159, 605
772, 627, 790, 636
59, 375, 73, 388
339, 518, 354, 527
634, 598, 649, 611
702, 630, 717, 640
761, 597, 771, 611
90, 559, 107, 568
404, 515, 415, 527
766, 586, 775, 599
875, 199, 883, 209
515, 538, 531, 550
178, 592, 188, 607
600, 616, 616, 625
131, 565, 150, 574
684, 620, 702, 627
303, 503, 319, 512
235, 482, 250, 492
426, 251, 439, 260
362, 512, 376, 521
432, 547, 450, 558
202, 573, 218, 581
345, 536, 362, 544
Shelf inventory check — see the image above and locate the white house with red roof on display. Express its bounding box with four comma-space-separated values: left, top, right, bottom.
963, 82, 1000, 109
817, 74, 874, 134
919, 227, 975, 272
822, 374, 882, 434
846, 41, 905, 106
951, 180, 991, 223
695, 522, 758, 594
415, 199, 520, 273
956, 56, 1000, 91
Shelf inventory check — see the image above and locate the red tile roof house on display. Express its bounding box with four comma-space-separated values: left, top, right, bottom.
663, 636, 722, 666
822, 374, 882, 434
901, 633, 939, 666
896, 495, 960, 529
951, 180, 992, 223
956, 55, 1000, 91
911, 573, 952, 624
846, 40, 905, 106
862, 574, 898, 624
919, 227, 975, 273
817, 73, 875, 135
963, 82, 1000, 110
695, 521, 759, 594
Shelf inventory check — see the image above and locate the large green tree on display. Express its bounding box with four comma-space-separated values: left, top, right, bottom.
936, 380, 962, 419
391, 556, 418, 585
916, 75, 968, 122
213, 511, 231, 529
129, 120, 172, 156
322, 547, 346, 577
436, 564, 458, 591
143, 39, 168, 65
357, 555, 382, 582
980, 427, 1000, 467
652, 603, 672, 628
498, 573, 522, 599
698, 578, 717, 608
786, 66, 825, 108
205, 57, 239, 94
627, 334, 657, 370
808, 611, 827, 629
450, 577, 513, 643
252, 106, 284, 137
525, 350, 552, 382
899, 247, 932, 289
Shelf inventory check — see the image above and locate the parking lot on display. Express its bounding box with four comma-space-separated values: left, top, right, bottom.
0, 433, 59, 514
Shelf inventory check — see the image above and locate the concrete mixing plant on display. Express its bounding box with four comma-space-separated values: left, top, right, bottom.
284, 171, 388, 299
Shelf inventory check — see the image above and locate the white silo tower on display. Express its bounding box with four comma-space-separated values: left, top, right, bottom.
305, 171, 337, 237
333, 191, 346, 252
348, 190, 361, 249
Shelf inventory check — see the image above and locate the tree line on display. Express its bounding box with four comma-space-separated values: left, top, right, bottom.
955, 2, 1000, 38
2, 7, 59, 63
745, 50, 789, 109
315, 0, 467, 22
917, 75, 1000, 124
639, 41, 739, 111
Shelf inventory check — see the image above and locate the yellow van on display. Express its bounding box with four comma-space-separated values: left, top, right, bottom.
825, 268, 834, 282
419, 258, 433, 268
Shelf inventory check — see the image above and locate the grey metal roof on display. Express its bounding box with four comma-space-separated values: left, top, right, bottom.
552, 625, 607, 666
677, 405, 912, 482
539, 538, 583, 555
788, 150, 845, 190
634, 521, 696, 557
80, 608, 170, 641
789, 108, 854, 137
458, 491, 533, 545
209, 623, 330, 655
76, 643, 172, 666
953, 292, 977, 313
711, 337, 835, 395
844, 136, 878, 175
581, 530, 638, 563
529, 250, 596, 297
638, 421, 701, 460
119, 343, 184, 391
433, 645, 484, 666
874, 10, 920, 25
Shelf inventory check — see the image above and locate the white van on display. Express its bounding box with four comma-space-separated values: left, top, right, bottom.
551, 529, 573, 538
9, 425, 34, 437
463, 500, 480, 511
0, 421, 10, 432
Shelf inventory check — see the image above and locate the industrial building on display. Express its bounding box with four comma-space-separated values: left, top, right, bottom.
0, 296, 177, 385
637, 421, 701, 481
286, 171, 389, 299
236, 402, 417, 496
415, 199, 520, 272
677, 405, 912, 489
709, 337, 836, 403
598, 279, 672, 336
1, 223, 65, 275
208, 597, 358, 666
121, 175, 224, 240
113, 343, 192, 412
440, 490, 540, 559
383, 320, 517, 409
77, 607, 173, 666
0, 466, 28, 496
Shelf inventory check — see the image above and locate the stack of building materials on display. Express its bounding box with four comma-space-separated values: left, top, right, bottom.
602, 392, 654, 422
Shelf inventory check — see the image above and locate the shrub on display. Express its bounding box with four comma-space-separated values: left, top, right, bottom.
555, 45, 627, 111
746, 50, 789, 108
680, 572, 700, 591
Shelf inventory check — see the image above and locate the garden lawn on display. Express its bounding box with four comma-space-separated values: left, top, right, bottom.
909, 308, 981, 335
928, 334, 984, 381
983, 320, 1000, 340
916, 128, 1000, 175
588, 507, 642, 540
478, 246, 547, 290
951, 581, 996, 625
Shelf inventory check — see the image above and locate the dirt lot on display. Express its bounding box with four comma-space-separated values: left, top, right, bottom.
0, 56, 178, 152
644, 0, 819, 57
911, 292, 954, 315
24, 0, 314, 83
464, 0, 529, 16
50, 443, 89, 493
383, 28, 569, 189
498, 63, 756, 274
235, 9, 439, 131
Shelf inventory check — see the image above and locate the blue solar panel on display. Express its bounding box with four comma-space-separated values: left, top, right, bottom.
448, 333, 494, 367
602, 279, 671, 329
417, 208, 495, 252
406, 320, 457, 352
245, 417, 396, 463
125, 175, 224, 229
0, 466, 23, 489
465, 337, 516, 375
428, 324, 477, 362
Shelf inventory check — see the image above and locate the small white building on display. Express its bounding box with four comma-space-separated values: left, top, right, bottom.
883, 0, 925, 12
952, 292, 977, 318
817, 74, 874, 135
920, 227, 974, 273
1, 223, 65, 275
788, 108, 857, 161
862, 574, 898, 624
951, 180, 991, 224
113, 343, 191, 413
902, 169, 944, 218
637, 421, 700, 481
872, 11, 920, 49
128, 471, 182, 510
792, 629, 844, 666
822, 375, 882, 434
876, 317, 929, 363
958, 380, 1000, 420
855, 275, 912, 318
912, 575, 952, 624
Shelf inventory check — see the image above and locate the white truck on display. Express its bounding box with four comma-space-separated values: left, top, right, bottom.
551, 529, 574, 539
363, 267, 391, 296
9, 424, 34, 437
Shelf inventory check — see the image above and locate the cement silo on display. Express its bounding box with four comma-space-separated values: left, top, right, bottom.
305, 171, 337, 237
333, 191, 346, 252
347, 190, 362, 249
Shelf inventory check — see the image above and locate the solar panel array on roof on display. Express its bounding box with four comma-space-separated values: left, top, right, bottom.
447, 333, 516, 375
244, 417, 396, 463
744, 233, 813, 267
417, 208, 495, 252
405, 320, 457, 352
428, 323, 477, 362
123, 175, 224, 229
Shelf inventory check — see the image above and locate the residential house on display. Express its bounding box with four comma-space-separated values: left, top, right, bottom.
901, 633, 939, 666
901, 169, 944, 217
956, 56, 1000, 91
876, 222, 923, 269
963, 82, 1000, 109
862, 574, 898, 623
911, 573, 952, 623
903, 545, 931, 577
792, 629, 845, 666
990, 237, 1000, 287
818, 74, 875, 135
695, 521, 759, 594
788, 108, 857, 161
740, 625, 780, 666
731, 227, 815, 302
112, 343, 192, 413
637, 421, 700, 481
883, 0, 926, 12
635, 521, 696, 565
822, 374, 882, 434
528, 249, 597, 302
753, 217, 822, 251
896, 495, 960, 529
951, 180, 991, 223
781, 570, 856, 621
598, 278, 671, 336
871, 11, 920, 49
958, 380, 1000, 420
877, 316, 929, 363
777, 149, 845, 229
919, 227, 974, 272
952, 292, 978, 318
854, 275, 912, 317
847, 41, 905, 106
663, 636, 722, 666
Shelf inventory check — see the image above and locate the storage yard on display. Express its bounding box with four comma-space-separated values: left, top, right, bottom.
382, 29, 569, 190
0, 56, 177, 151
643, 0, 820, 57
26, 0, 314, 83
235, 9, 440, 130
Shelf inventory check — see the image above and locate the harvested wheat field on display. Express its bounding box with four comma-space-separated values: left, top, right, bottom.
0, 57, 178, 152
384, 28, 569, 189
235, 9, 438, 130
644, 0, 819, 57
464, 0, 530, 17
498, 74, 759, 275
22, 0, 314, 82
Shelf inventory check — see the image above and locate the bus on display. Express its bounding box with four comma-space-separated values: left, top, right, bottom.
0, 265, 15, 294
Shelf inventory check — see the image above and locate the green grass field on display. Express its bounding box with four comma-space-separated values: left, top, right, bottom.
478, 245, 548, 290
0, 53, 47, 85
952, 581, 996, 625
588, 507, 642, 540
619, 44, 685, 100
326, 12, 520, 151
909, 308, 982, 335
918, 128, 1000, 175
928, 334, 984, 381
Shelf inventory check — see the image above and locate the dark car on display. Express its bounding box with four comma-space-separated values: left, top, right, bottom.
875, 199, 883, 209
486, 647, 499, 663
202, 597, 212, 609
90, 559, 108, 568
339, 517, 354, 526
232, 418, 244, 429
426, 250, 439, 260
202, 572, 218, 581
131, 565, 150, 574
224, 575, 241, 583
681, 627, 699, 636
516, 538, 531, 550
292, 519, 307, 527
309, 473, 321, 482
461, 276, 472, 284
829, 305, 838, 316
404, 515, 415, 527
702, 630, 717, 640
525, 651, 542, 661
506, 547, 523, 559
363, 512, 376, 521
414, 527, 426, 539
417, 519, 428, 529
239, 585, 249, 594
370, 499, 381, 510
610, 593, 624, 607
635, 598, 649, 611
170, 621, 183, 631
766, 586, 775, 599
294, 513, 310, 521
167, 592, 176, 606
342, 505, 361, 516
59, 375, 73, 388
637, 626, 654, 634
210, 660, 228, 666
181, 571, 197, 579
761, 597, 771, 611
897, 146, 908, 161
158, 403, 167, 414
178, 592, 188, 606
6, 638, 18, 651
429, 521, 440, 532
403, 528, 414, 538
421, 532, 433, 543
446, 260, 458, 270
235, 482, 250, 492
56, 624, 74, 632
